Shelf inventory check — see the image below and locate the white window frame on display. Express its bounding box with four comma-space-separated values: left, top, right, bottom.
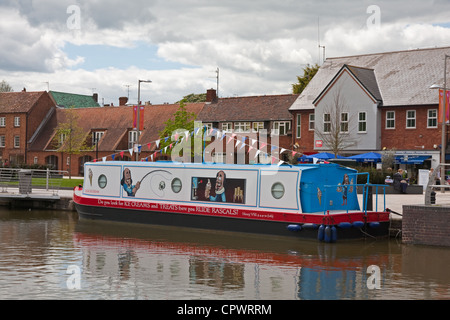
252, 122, 264, 132
309, 113, 315, 131
14, 116, 20, 127
406, 110, 416, 129
34, 156, 38, 164
128, 131, 138, 149
234, 122, 250, 133
14, 135, 20, 148
386, 111, 395, 129
211, 152, 226, 164
323, 113, 331, 133
273, 121, 291, 135
92, 131, 105, 145
0, 117, 5, 127
358, 111, 367, 133
427, 109, 438, 128
340, 112, 349, 133
296, 114, 301, 138
0, 135, 5, 147
221, 122, 232, 132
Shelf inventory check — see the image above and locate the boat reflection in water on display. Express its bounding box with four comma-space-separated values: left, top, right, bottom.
73, 220, 411, 300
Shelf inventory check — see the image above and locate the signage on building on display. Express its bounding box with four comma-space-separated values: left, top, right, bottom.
315, 140, 323, 148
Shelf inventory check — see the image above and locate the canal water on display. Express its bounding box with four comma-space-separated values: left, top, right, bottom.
0, 207, 449, 300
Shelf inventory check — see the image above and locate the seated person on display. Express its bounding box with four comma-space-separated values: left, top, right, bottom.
393, 169, 408, 193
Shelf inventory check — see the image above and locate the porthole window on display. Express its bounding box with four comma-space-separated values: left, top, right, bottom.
171, 178, 182, 193
271, 182, 285, 199
98, 174, 107, 189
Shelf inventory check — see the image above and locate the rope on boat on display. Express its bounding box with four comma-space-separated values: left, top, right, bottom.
386, 208, 402, 216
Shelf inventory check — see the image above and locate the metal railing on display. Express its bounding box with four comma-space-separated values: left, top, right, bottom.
0, 168, 68, 196
323, 172, 388, 215
424, 163, 450, 205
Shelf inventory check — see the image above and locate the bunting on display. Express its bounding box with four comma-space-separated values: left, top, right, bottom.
89, 125, 310, 167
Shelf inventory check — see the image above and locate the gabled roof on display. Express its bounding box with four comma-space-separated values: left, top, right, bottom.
313, 64, 382, 105
290, 46, 450, 111
198, 94, 299, 122
29, 103, 205, 152
49, 91, 100, 108
0, 91, 49, 113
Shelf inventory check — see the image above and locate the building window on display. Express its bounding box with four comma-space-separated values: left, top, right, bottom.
323, 113, 331, 133
0, 117, 5, 127
428, 109, 438, 128
92, 131, 105, 145
386, 111, 395, 129
203, 123, 213, 131
212, 152, 226, 163
309, 114, 315, 130
358, 112, 367, 133
0, 135, 5, 147
14, 116, 20, 127
252, 122, 264, 132
273, 121, 291, 135
340, 112, 349, 133
128, 131, 138, 149
234, 122, 250, 133
34, 156, 38, 164
296, 114, 301, 138
222, 122, 232, 132
14, 135, 20, 148
406, 110, 416, 128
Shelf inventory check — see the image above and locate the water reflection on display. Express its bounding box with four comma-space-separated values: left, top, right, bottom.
0, 208, 449, 299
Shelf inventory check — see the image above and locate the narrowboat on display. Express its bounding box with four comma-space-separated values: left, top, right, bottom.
73, 161, 390, 242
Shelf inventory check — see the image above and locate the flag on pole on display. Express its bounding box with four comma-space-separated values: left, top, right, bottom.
132, 106, 144, 130
439, 89, 450, 123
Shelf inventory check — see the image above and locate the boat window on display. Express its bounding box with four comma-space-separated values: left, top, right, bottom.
98, 174, 107, 189
171, 178, 182, 193
271, 182, 285, 199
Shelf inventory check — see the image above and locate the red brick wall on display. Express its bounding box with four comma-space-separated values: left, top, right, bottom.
381, 106, 441, 150
402, 205, 450, 246
291, 110, 315, 154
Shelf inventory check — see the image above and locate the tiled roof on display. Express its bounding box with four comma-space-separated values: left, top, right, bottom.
49, 91, 100, 108
313, 64, 382, 104
0, 91, 48, 113
29, 103, 205, 152
198, 94, 299, 122
290, 46, 450, 110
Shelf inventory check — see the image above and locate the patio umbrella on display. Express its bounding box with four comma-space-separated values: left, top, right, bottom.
306, 152, 346, 160
347, 152, 382, 162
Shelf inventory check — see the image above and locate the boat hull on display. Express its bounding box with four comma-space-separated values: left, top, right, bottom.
74, 201, 390, 241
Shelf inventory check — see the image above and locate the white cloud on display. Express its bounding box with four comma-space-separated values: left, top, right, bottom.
1, 0, 450, 104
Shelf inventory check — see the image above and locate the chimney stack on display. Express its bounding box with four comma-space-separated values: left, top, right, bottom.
206, 88, 217, 103
119, 96, 128, 106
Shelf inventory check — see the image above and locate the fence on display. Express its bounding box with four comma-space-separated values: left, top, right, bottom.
0, 168, 68, 196
424, 163, 450, 206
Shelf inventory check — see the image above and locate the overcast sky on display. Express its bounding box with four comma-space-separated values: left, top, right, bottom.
1, 0, 450, 104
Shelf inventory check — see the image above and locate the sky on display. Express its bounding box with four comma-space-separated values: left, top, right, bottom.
1, 0, 450, 105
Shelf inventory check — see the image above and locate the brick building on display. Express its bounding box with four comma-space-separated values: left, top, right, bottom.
0, 90, 56, 166
28, 98, 204, 176
289, 46, 450, 171
197, 89, 299, 163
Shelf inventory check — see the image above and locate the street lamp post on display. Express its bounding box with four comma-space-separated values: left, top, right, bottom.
430, 54, 450, 191
136, 79, 152, 161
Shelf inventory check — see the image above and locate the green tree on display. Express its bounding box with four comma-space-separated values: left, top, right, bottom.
292, 64, 319, 94
0, 80, 13, 92
158, 101, 197, 159
176, 93, 206, 103
52, 106, 93, 178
